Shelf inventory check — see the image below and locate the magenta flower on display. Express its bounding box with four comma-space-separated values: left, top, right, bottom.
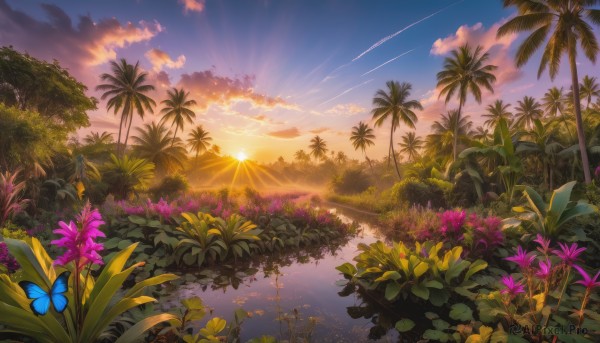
51, 202, 105, 269
573, 265, 600, 290
552, 242, 586, 266
439, 210, 466, 239
534, 234, 551, 255
151, 198, 173, 220
500, 275, 525, 297
505, 246, 536, 270
0, 242, 19, 272
536, 259, 552, 279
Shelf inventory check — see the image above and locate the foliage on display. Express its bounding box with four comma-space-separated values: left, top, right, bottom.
391, 177, 446, 208
0, 169, 29, 227
150, 173, 189, 200
175, 212, 225, 267
132, 122, 187, 175
331, 168, 371, 195
102, 154, 155, 199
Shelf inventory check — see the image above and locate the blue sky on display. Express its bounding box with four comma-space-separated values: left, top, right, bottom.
2, 0, 598, 161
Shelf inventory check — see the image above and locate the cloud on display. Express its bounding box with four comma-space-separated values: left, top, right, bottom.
179, 0, 205, 13
89, 117, 120, 130
266, 127, 301, 139
325, 103, 367, 116
0, 0, 162, 82
309, 127, 329, 134
177, 69, 295, 110
145, 48, 186, 71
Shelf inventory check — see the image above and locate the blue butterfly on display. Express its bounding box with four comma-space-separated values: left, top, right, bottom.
19, 271, 70, 316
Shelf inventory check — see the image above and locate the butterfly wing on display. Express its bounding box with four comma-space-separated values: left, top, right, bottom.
50, 271, 70, 313
30, 295, 52, 316
18, 281, 47, 300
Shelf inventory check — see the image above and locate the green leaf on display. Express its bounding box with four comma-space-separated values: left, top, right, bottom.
335, 263, 357, 277
395, 319, 415, 333
410, 283, 429, 300
385, 282, 401, 301
449, 303, 473, 321
465, 260, 488, 281
128, 215, 147, 225
375, 271, 401, 282
424, 329, 449, 341
115, 313, 180, 343
424, 280, 443, 289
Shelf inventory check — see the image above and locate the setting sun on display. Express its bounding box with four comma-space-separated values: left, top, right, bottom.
236, 151, 247, 162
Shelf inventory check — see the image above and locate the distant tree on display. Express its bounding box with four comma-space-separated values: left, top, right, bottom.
371, 81, 422, 178
102, 154, 155, 200
309, 135, 328, 162
84, 132, 114, 146
96, 59, 155, 155
514, 96, 543, 130
425, 110, 473, 163
294, 150, 310, 164
210, 145, 221, 156
436, 44, 496, 161
580, 75, 600, 110
543, 87, 574, 141
350, 121, 376, 164
335, 151, 348, 165
132, 122, 187, 175
483, 100, 512, 129
473, 126, 491, 143
398, 131, 423, 162
159, 87, 197, 146
187, 125, 212, 159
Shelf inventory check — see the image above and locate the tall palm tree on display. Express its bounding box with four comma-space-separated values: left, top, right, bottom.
160, 88, 197, 146
96, 59, 156, 155
371, 81, 422, 178
473, 126, 491, 143
132, 122, 187, 175
426, 110, 473, 163
83, 131, 114, 146
514, 96, 543, 130
309, 135, 328, 162
498, 0, 600, 184
483, 100, 512, 129
436, 43, 497, 161
543, 87, 574, 141
580, 75, 600, 110
335, 151, 348, 165
187, 125, 212, 159
349, 121, 376, 163
398, 131, 423, 163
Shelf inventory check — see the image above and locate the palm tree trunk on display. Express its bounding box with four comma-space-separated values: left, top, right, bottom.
117, 110, 126, 156
171, 126, 178, 148
558, 108, 574, 143
122, 108, 134, 155
390, 125, 401, 179
569, 36, 592, 184
454, 101, 463, 162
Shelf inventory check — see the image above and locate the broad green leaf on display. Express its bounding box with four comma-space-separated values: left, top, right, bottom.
115, 313, 180, 343
411, 283, 429, 300
395, 319, 415, 333
385, 282, 401, 301
449, 303, 473, 321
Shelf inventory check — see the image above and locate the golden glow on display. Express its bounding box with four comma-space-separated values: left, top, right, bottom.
236, 151, 248, 162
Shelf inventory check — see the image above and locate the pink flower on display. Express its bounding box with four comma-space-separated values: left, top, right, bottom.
0, 242, 19, 272
505, 246, 536, 270
51, 202, 105, 269
536, 259, 552, 279
439, 210, 466, 240
534, 234, 551, 255
573, 265, 600, 290
500, 275, 525, 297
552, 242, 586, 266
151, 198, 173, 220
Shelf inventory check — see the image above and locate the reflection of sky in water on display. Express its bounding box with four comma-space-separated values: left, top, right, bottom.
164, 207, 398, 342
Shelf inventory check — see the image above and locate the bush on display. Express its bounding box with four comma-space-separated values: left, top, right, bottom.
391, 177, 446, 208
150, 174, 189, 200
332, 168, 371, 194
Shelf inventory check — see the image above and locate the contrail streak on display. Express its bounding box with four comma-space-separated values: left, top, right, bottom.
319, 79, 374, 106
352, 0, 463, 62
361, 48, 416, 76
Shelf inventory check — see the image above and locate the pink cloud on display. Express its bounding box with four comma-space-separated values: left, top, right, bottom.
145, 48, 186, 71
179, 0, 205, 13
309, 127, 329, 134
266, 127, 301, 139
325, 103, 367, 116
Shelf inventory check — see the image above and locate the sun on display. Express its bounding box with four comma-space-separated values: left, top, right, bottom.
236, 151, 248, 162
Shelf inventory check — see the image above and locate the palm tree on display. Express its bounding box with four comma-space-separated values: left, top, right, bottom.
398, 131, 423, 163
498, 0, 600, 184
160, 88, 197, 146
83, 132, 114, 146
294, 150, 310, 164
210, 145, 221, 156
335, 151, 348, 165
102, 154, 155, 200
132, 122, 187, 175
436, 43, 497, 161
483, 100, 512, 129
371, 81, 422, 178
514, 96, 543, 130
426, 110, 473, 163
349, 121, 376, 163
517, 119, 562, 190
473, 126, 491, 143
543, 87, 574, 141
187, 125, 212, 159
96, 59, 156, 155
309, 135, 328, 162
580, 75, 600, 110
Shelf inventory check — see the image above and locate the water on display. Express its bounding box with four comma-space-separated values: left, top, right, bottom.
163, 206, 398, 342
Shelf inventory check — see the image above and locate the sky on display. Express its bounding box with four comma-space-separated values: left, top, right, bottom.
1, 0, 599, 162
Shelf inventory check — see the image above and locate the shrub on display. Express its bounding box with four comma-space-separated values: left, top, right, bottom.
391, 177, 446, 208
331, 168, 371, 194
150, 174, 188, 200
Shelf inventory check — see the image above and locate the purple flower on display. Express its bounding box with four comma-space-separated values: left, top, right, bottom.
439, 210, 466, 240
573, 265, 600, 290
552, 242, 586, 266
0, 242, 19, 273
534, 234, 551, 255
51, 202, 105, 269
536, 259, 552, 279
267, 198, 284, 215
505, 246, 536, 270
500, 275, 525, 297
151, 198, 173, 220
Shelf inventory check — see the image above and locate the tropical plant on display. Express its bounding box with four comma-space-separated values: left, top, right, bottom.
309, 135, 328, 162
0, 169, 28, 227
83, 132, 114, 146
426, 110, 473, 165
580, 75, 600, 109
498, 0, 600, 184
210, 214, 262, 260
102, 154, 155, 199
132, 122, 187, 175
514, 96, 543, 130
398, 131, 423, 162
187, 125, 212, 159
517, 119, 563, 190
511, 181, 598, 238
335, 151, 348, 165
542, 87, 567, 118
371, 81, 422, 178
294, 150, 310, 164
349, 121, 376, 163
96, 59, 156, 155
159, 87, 197, 147
483, 100, 512, 129
175, 212, 224, 266
436, 43, 497, 161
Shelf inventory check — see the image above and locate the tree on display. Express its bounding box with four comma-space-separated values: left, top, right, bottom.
187, 125, 212, 159
371, 81, 422, 178
543, 86, 574, 141
514, 96, 543, 130
96, 59, 156, 155
517, 119, 562, 190
210, 145, 221, 156
294, 150, 310, 164
398, 131, 423, 162
0, 47, 96, 132
335, 151, 348, 165
426, 110, 473, 164
102, 154, 155, 200
132, 122, 187, 175
580, 75, 600, 109
498, 0, 600, 184
349, 121, 375, 163
159, 88, 197, 146
436, 43, 497, 161
483, 100, 512, 129
309, 135, 328, 162
473, 126, 491, 143
83, 132, 114, 146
